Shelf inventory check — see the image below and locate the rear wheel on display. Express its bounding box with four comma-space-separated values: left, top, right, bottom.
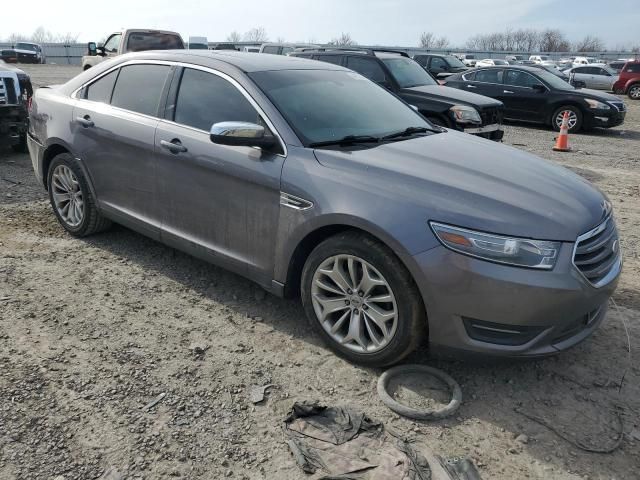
628, 84, 640, 100
301, 231, 426, 367
551, 105, 583, 133
47, 153, 111, 237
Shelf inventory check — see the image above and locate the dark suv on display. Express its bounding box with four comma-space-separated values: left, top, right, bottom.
412, 53, 468, 80
290, 49, 504, 141
1, 62, 32, 151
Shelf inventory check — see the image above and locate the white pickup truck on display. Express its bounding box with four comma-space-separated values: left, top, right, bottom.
82, 29, 185, 70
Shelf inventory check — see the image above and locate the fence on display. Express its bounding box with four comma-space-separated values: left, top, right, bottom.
1, 42, 638, 66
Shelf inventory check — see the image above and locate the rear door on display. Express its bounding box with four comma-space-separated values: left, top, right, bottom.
463, 68, 504, 99
73, 63, 172, 236
155, 66, 285, 283
501, 69, 547, 121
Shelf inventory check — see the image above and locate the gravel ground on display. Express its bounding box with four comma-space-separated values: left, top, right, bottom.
1, 64, 639, 480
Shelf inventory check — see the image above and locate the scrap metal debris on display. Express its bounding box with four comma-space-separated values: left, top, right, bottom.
249, 384, 273, 404
142, 392, 167, 411
284, 401, 482, 479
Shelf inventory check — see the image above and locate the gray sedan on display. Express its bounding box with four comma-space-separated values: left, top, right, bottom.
27, 51, 620, 365
564, 65, 619, 90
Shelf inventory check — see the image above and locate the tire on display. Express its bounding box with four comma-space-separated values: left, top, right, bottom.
47, 153, 111, 237
11, 134, 28, 153
301, 231, 426, 367
551, 105, 583, 133
628, 84, 640, 100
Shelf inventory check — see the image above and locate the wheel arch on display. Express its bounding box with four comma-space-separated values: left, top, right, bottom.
42, 142, 72, 190
547, 101, 585, 126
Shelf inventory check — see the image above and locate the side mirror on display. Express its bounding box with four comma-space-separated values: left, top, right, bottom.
210, 122, 276, 149
532, 84, 546, 93
88, 42, 97, 56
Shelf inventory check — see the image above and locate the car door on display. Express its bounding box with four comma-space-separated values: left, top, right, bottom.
593, 67, 614, 89
73, 63, 172, 237
574, 67, 597, 88
102, 33, 122, 58
155, 66, 286, 283
463, 68, 504, 99
500, 70, 547, 121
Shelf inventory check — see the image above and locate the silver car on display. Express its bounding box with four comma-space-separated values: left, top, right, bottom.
564, 65, 619, 90
28, 51, 621, 365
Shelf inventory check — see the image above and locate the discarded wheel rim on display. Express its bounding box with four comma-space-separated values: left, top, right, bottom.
377, 364, 462, 420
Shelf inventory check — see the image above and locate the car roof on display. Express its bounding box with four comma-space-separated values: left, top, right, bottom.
472, 65, 542, 73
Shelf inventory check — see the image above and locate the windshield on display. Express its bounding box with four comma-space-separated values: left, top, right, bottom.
126, 32, 184, 52
446, 56, 466, 68
381, 57, 437, 88
536, 70, 574, 90
16, 43, 37, 52
250, 70, 430, 146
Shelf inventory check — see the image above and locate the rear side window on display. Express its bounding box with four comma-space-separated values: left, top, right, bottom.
262, 46, 279, 54
625, 64, 640, 73
111, 64, 171, 116
85, 69, 118, 103
346, 57, 388, 85
314, 55, 343, 66
475, 69, 503, 83
174, 68, 260, 131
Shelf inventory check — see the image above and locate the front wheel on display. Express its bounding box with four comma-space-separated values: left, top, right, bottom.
628, 84, 640, 100
301, 231, 426, 367
551, 105, 583, 133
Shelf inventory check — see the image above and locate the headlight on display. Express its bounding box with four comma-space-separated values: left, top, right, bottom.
450, 105, 482, 124
585, 99, 610, 110
430, 222, 561, 270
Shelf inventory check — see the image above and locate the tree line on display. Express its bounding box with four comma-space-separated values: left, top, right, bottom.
2, 26, 79, 44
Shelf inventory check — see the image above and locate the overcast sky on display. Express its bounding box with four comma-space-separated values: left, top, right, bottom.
11, 0, 640, 48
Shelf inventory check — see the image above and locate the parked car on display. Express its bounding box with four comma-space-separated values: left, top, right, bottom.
82, 29, 185, 70
412, 54, 468, 80
259, 43, 319, 56
0, 62, 32, 151
530, 64, 571, 82
0, 42, 46, 64
539, 60, 559, 69
456, 53, 477, 67
505, 55, 526, 64
612, 60, 640, 99
212, 43, 238, 51
563, 65, 619, 91
572, 56, 601, 67
28, 51, 621, 364
444, 66, 626, 132
188, 36, 208, 50
529, 55, 551, 64
291, 48, 504, 140
243, 47, 260, 53
608, 59, 635, 74
475, 59, 510, 67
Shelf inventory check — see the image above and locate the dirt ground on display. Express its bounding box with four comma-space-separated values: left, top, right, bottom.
1, 64, 639, 480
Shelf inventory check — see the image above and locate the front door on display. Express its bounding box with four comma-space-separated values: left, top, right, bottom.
155, 67, 285, 284
73, 63, 172, 235
500, 69, 547, 121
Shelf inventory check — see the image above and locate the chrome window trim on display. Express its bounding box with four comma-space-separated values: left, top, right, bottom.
571, 215, 622, 288
71, 59, 288, 157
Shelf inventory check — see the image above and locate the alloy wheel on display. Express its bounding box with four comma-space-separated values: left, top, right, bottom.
311, 254, 398, 353
51, 165, 84, 227
555, 109, 578, 130
629, 86, 640, 99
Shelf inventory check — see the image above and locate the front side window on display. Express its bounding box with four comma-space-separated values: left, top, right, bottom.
429, 57, 447, 70
445, 56, 466, 68
281, 47, 294, 55
346, 57, 388, 85
250, 69, 429, 145
103, 34, 122, 53
174, 68, 260, 131
475, 69, 503, 84
504, 70, 539, 88
110, 64, 170, 116
85, 69, 118, 103
381, 57, 437, 88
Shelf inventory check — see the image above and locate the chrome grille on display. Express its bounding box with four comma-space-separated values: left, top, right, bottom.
0, 78, 6, 105
573, 216, 621, 287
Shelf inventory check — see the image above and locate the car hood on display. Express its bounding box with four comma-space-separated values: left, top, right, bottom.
570, 88, 621, 102
402, 84, 502, 108
313, 131, 608, 242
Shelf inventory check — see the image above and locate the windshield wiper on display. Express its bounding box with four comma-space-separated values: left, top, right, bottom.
381, 126, 435, 141
308, 135, 381, 148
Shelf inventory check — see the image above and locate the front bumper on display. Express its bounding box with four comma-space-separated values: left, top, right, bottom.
411, 243, 619, 357
585, 109, 626, 129
462, 123, 504, 141
0, 107, 27, 146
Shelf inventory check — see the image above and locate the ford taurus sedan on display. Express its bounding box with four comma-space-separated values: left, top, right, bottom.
28, 51, 621, 366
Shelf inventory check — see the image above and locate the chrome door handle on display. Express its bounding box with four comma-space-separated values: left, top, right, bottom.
466, 84, 477, 89
160, 139, 188, 154
503, 90, 514, 94
76, 115, 94, 128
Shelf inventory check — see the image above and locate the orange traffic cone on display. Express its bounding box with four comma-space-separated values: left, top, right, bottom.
553, 111, 572, 152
